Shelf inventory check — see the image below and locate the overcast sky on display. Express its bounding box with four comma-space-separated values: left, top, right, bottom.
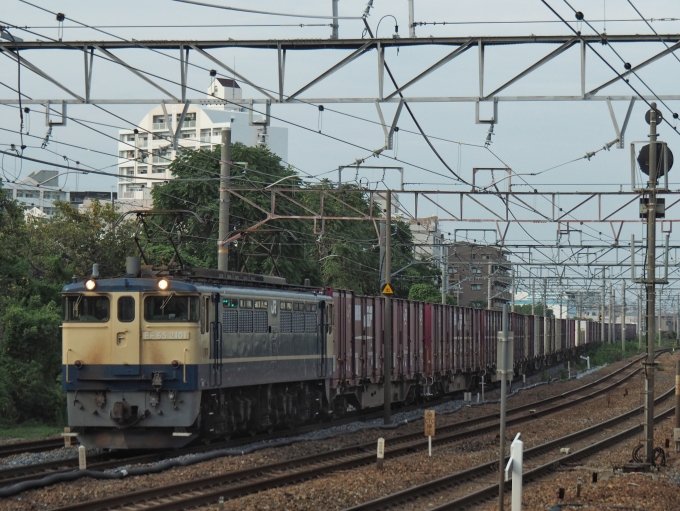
2, 0, 680, 296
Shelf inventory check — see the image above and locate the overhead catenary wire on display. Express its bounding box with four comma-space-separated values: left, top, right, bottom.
1, 10, 664, 280
169, 0, 363, 20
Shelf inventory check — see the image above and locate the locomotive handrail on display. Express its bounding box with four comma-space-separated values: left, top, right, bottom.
183, 348, 188, 383
65, 349, 72, 383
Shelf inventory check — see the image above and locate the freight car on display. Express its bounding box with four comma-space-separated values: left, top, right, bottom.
62, 259, 601, 449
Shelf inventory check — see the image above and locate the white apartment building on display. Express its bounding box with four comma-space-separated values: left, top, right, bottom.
2, 170, 68, 217
117, 78, 288, 209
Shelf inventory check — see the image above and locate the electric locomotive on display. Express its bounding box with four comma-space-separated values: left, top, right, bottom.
62, 257, 333, 449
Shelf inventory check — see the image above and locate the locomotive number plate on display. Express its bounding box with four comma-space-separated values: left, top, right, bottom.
143, 331, 190, 340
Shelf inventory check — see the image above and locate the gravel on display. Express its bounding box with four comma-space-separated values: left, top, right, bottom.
0, 352, 662, 511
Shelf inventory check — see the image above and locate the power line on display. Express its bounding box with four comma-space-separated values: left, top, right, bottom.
169, 0, 363, 20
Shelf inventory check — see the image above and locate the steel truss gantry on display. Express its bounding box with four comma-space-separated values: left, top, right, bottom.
222, 187, 680, 246
2, 34, 680, 108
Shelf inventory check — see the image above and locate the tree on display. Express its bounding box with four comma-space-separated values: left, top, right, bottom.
513, 302, 554, 317
408, 284, 457, 305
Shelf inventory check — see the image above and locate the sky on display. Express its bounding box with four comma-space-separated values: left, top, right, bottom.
2, 0, 680, 303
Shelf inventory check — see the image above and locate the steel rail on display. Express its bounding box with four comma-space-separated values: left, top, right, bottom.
345, 386, 676, 511
0, 438, 76, 459
0, 351, 656, 488
49, 353, 656, 511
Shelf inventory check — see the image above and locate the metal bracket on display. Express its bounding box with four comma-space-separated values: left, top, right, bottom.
249, 100, 271, 126
45, 100, 67, 126
475, 97, 497, 124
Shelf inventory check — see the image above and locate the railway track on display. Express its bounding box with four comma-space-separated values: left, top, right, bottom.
44, 352, 661, 511
0, 438, 76, 460
343, 387, 676, 510
0, 351, 651, 489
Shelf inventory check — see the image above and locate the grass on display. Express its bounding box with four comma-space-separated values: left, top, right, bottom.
0, 422, 63, 440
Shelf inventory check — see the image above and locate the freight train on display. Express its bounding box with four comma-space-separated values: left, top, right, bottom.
62, 259, 603, 449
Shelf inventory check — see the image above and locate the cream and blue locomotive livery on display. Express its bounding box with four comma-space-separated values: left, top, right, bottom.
62, 259, 332, 449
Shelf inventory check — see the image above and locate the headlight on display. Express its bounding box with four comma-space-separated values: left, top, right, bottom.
158, 278, 169, 291
84, 279, 97, 291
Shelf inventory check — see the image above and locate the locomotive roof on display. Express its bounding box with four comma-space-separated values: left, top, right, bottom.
62, 278, 330, 301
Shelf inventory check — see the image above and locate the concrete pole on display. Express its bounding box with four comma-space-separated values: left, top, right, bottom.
610, 285, 615, 344
407, 0, 416, 37
441, 252, 447, 305
543, 278, 547, 317
511, 268, 515, 313
379, 221, 386, 290
218, 128, 231, 271
644, 103, 658, 465
638, 291, 643, 350
498, 303, 509, 511
383, 191, 392, 425
601, 268, 606, 343
488, 263, 493, 310
576, 293, 582, 346
531, 279, 535, 316
331, 0, 339, 39
621, 280, 626, 352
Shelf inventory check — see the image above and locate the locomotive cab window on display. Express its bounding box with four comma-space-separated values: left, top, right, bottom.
117, 296, 135, 322
64, 295, 110, 322
144, 295, 199, 322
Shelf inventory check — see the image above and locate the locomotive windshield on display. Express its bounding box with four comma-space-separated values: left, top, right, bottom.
63, 295, 110, 322
144, 295, 199, 322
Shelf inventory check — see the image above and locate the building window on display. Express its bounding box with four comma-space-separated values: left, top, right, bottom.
471, 284, 482, 291
153, 131, 170, 141
152, 147, 171, 164
178, 112, 196, 127
138, 135, 148, 148
119, 167, 134, 182
180, 130, 196, 139
152, 115, 167, 130
138, 166, 148, 174
200, 129, 211, 143
119, 150, 135, 159
213, 128, 223, 136
152, 166, 168, 174
471, 254, 476, 259
471, 267, 481, 274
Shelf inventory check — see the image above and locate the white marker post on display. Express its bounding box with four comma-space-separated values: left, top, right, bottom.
376, 437, 385, 470
504, 433, 524, 511
78, 445, 87, 470
424, 409, 435, 456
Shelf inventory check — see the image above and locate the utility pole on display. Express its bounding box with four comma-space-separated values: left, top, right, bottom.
610, 285, 615, 344
511, 268, 515, 313
638, 291, 643, 350
331, 0, 339, 39
383, 191, 392, 425
543, 278, 547, 316
601, 268, 606, 343
577, 293, 582, 346
531, 278, 535, 316
621, 280, 626, 352
379, 221, 386, 290
643, 103, 658, 466
218, 128, 232, 271
487, 262, 493, 310
441, 252, 447, 305
407, 0, 416, 37
497, 303, 511, 511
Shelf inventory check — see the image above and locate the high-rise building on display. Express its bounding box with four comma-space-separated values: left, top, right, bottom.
117, 78, 288, 209
447, 242, 511, 308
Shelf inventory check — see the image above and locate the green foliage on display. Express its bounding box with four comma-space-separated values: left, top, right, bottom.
469, 300, 487, 309
513, 302, 554, 317
408, 284, 456, 305
0, 196, 137, 428
151, 148, 439, 295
